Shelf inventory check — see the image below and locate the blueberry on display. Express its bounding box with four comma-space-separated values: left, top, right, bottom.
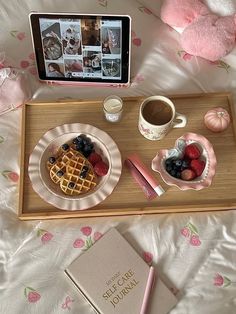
83, 144, 94, 153
181, 160, 189, 170
48, 156, 56, 164
82, 166, 89, 172
61, 143, 69, 151
175, 159, 182, 168
166, 165, 172, 173
165, 159, 172, 167
170, 169, 177, 177
83, 138, 89, 146
83, 151, 91, 158
68, 182, 75, 188
176, 172, 181, 179
89, 143, 94, 150
57, 170, 64, 177
80, 171, 87, 179
75, 143, 84, 151
83, 144, 90, 152
72, 138, 78, 144
76, 135, 85, 144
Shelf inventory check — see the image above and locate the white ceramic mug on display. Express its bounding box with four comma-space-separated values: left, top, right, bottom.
138, 96, 187, 140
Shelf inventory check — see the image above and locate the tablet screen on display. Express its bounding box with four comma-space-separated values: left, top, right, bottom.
29, 13, 131, 85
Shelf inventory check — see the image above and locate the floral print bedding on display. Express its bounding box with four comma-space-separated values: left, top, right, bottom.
0, 0, 236, 313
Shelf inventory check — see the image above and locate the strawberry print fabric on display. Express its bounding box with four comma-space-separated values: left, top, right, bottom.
0, 0, 236, 314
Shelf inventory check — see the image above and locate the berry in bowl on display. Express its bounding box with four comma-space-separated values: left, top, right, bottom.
151, 133, 217, 190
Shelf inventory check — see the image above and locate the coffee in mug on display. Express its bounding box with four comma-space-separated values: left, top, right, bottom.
138, 96, 187, 140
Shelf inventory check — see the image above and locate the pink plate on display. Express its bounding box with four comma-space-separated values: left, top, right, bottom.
151, 133, 217, 191
28, 123, 122, 210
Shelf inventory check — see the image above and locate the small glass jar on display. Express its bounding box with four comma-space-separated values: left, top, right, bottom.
103, 95, 123, 123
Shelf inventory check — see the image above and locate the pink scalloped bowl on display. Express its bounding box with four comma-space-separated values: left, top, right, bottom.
28, 123, 122, 211
151, 133, 217, 191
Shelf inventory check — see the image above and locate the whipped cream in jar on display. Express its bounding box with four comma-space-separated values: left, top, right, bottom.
103, 95, 123, 123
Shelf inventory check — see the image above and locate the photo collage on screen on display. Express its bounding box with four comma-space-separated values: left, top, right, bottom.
39, 17, 122, 80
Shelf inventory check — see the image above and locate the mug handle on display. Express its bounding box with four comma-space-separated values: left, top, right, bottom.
172, 112, 187, 128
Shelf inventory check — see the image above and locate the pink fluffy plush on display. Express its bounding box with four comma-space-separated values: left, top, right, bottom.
181, 14, 236, 61
161, 0, 236, 61
161, 0, 210, 28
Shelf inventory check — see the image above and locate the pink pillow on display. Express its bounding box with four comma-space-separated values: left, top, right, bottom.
181, 14, 236, 61
161, 0, 210, 28
160, 0, 236, 61
0, 68, 31, 115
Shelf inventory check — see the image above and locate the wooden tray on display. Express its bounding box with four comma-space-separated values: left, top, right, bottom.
18, 93, 236, 220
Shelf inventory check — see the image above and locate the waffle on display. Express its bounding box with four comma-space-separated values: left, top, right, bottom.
60, 154, 97, 195
49, 148, 79, 184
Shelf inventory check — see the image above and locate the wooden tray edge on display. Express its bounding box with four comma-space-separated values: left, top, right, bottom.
25, 92, 233, 106
227, 93, 236, 138
18, 105, 26, 217
18, 202, 236, 220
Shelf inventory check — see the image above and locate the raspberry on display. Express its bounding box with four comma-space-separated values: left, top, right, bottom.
184, 144, 201, 160
181, 169, 197, 181
94, 161, 109, 177
88, 152, 102, 166
190, 159, 205, 176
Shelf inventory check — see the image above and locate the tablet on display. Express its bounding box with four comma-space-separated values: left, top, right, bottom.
29, 13, 131, 87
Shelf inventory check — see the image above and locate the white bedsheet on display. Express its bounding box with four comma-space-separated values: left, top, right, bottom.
1, 1, 236, 313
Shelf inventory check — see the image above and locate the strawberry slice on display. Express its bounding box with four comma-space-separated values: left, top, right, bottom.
94, 161, 109, 177
181, 169, 197, 181
190, 159, 205, 176
184, 144, 201, 160
88, 152, 102, 166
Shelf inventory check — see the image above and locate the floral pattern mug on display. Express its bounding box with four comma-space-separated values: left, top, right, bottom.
138, 96, 187, 140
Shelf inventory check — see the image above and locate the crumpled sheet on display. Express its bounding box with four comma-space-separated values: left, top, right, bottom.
1, 0, 236, 313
